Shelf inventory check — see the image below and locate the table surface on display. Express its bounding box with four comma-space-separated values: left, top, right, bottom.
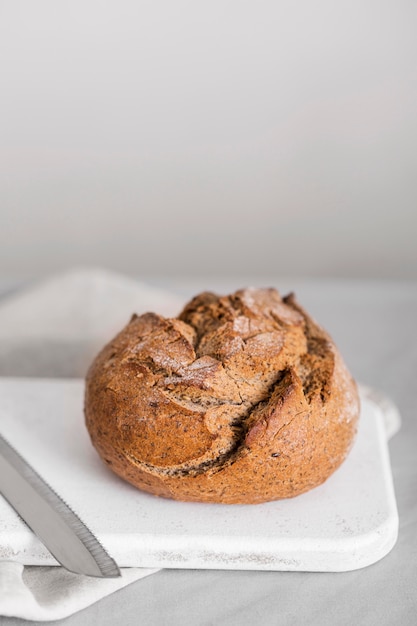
1, 276, 416, 626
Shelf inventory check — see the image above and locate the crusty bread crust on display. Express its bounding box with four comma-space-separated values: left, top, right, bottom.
85, 288, 359, 503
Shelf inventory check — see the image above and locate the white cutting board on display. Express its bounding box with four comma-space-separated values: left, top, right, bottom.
0, 378, 399, 572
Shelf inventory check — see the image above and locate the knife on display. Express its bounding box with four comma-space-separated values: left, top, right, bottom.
0, 432, 120, 578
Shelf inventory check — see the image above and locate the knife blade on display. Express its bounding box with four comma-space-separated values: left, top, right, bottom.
0, 432, 120, 578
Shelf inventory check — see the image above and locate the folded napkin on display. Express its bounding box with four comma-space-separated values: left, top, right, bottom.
0, 268, 182, 377
0, 562, 159, 622
0, 268, 185, 621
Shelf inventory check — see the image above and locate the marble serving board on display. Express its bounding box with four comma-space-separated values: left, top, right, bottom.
0, 378, 399, 572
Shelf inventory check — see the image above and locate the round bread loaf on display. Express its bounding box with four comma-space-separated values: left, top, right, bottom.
85, 288, 359, 504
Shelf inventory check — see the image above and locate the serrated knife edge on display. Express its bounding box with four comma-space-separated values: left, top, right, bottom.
0, 432, 121, 578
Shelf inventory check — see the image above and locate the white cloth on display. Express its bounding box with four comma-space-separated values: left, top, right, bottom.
0, 268, 185, 621
0, 267, 183, 378
0, 562, 159, 621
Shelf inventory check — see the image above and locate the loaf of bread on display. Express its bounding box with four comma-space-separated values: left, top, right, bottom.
85, 288, 359, 504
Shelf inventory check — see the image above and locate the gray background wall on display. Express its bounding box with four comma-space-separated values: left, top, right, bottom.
1, 1, 416, 280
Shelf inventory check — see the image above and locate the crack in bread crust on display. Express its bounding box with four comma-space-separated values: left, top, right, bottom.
124, 368, 291, 478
